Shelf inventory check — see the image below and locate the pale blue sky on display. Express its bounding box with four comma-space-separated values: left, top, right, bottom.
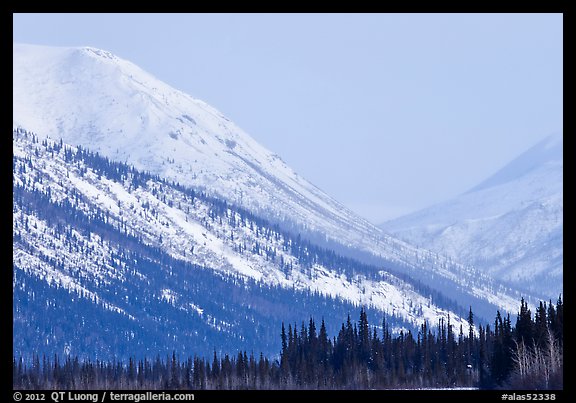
13, 13, 563, 223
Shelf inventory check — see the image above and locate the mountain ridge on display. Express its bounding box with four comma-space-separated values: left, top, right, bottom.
13, 43, 478, 285
13, 43, 368, 237
468, 132, 562, 194
382, 133, 563, 298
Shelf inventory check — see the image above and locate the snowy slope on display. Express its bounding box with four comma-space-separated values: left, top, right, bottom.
13, 43, 374, 248
12, 130, 473, 327
12, 44, 453, 268
382, 133, 563, 298
12, 44, 532, 320
14, 130, 483, 359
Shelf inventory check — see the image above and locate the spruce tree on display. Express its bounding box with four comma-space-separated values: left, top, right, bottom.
515, 297, 533, 344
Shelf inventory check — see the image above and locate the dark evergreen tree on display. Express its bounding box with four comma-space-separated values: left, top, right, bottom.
515, 298, 533, 344
534, 301, 549, 349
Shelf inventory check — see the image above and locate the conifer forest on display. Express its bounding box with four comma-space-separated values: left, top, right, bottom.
14, 297, 562, 390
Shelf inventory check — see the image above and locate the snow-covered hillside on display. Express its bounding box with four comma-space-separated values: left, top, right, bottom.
12, 44, 457, 273
14, 129, 481, 359
382, 133, 563, 299
13, 43, 378, 250
12, 43, 534, 343
13, 130, 473, 325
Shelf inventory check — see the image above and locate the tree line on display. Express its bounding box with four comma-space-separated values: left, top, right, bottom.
13, 296, 562, 390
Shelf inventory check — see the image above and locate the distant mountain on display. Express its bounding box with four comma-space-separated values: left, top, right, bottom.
13, 44, 535, 360
382, 133, 563, 299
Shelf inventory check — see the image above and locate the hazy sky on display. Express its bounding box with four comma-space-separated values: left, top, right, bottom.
13, 13, 563, 223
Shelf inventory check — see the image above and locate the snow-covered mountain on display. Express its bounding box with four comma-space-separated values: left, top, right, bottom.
13, 44, 459, 274
12, 44, 536, 359
382, 133, 563, 299
13, 43, 374, 248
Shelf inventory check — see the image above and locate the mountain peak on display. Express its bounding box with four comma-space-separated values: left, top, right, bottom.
81, 46, 118, 60
467, 132, 563, 193
13, 43, 381, 264
13, 43, 266, 205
